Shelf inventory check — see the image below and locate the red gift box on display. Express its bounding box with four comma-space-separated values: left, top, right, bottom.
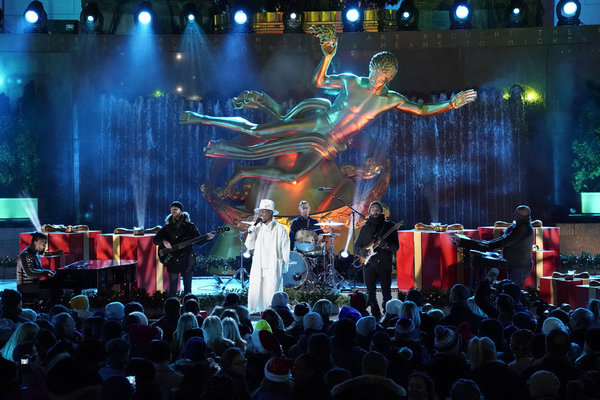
574, 282, 600, 308
539, 276, 591, 306
397, 229, 479, 290
40, 254, 65, 270
524, 250, 560, 289
47, 232, 85, 259
95, 234, 170, 294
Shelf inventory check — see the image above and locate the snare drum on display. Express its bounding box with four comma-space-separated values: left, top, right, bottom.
295, 229, 316, 252
283, 251, 309, 288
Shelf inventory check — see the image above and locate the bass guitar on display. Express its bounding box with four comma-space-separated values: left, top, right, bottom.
158, 226, 230, 264
359, 221, 403, 266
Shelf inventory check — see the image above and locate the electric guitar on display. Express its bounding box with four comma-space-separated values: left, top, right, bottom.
360, 221, 403, 266
158, 226, 230, 264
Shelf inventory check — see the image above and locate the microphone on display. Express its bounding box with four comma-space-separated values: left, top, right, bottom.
253, 217, 263, 226
318, 187, 333, 191
293, 273, 302, 281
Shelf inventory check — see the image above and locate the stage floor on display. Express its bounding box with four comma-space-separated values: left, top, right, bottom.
0, 276, 396, 298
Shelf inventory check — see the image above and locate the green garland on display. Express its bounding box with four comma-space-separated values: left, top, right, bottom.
560, 252, 600, 273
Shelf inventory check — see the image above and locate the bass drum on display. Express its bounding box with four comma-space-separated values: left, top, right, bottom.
282, 251, 309, 288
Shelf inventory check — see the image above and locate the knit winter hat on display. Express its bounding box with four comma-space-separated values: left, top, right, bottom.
69, 295, 89, 311
434, 325, 462, 353
183, 336, 208, 362
271, 291, 289, 307
105, 301, 125, 320
303, 312, 323, 332
513, 311, 537, 331
129, 311, 148, 325
255, 319, 273, 333
394, 317, 416, 338
20, 308, 38, 322
129, 324, 161, 345
385, 299, 403, 316
251, 329, 281, 355
356, 316, 377, 337
294, 302, 310, 317
371, 330, 392, 353
264, 356, 292, 382
338, 305, 362, 324
542, 317, 568, 335
528, 370, 560, 398
427, 308, 444, 322
170, 201, 184, 211
406, 289, 426, 307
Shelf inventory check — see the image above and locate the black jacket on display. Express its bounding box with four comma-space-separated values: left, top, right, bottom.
17, 245, 51, 285
485, 221, 534, 270
354, 217, 399, 268
153, 212, 200, 273
288, 216, 324, 251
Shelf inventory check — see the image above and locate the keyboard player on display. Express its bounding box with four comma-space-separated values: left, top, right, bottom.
17, 232, 61, 309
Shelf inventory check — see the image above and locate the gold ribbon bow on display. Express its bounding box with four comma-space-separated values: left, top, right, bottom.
414, 222, 464, 232
551, 271, 590, 280
113, 226, 162, 235
42, 224, 89, 233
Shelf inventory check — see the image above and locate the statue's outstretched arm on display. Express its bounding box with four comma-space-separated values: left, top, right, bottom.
396, 89, 478, 116
311, 26, 343, 90
232, 90, 286, 120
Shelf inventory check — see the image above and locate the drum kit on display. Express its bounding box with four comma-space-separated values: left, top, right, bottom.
282, 221, 348, 289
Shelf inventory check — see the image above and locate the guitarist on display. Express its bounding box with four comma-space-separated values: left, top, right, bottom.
354, 201, 399, 320
153, 201, 214, 296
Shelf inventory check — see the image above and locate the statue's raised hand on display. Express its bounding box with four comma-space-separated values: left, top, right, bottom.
310, 25, 338, 56
450, 89, 478, 109
180, 110, 203, 125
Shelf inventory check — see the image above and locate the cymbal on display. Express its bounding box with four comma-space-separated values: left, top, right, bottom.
316, 221, 344, 227
321, 233, 341, 237
240, 221, 254, 225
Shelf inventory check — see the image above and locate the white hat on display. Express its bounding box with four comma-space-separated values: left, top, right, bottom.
254, 199, 279, 215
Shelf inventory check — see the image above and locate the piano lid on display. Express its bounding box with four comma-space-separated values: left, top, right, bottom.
63, 260, 137, 270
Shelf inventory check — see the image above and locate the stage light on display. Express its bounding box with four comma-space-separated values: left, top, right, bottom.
283, 11, 304, 33
179, 2, 200, 31
232, 9, 252, 33
449, 0, 473, 29
134, 1, 155, 27
342, 4, 363, 32
397, 0, 419, 30
80, 2, 104, 33
242, 250, 251, 258
505, 0, 528, 27
23, 1, 48, 33
340, 249, 350, 258
234, 10, 248, 25
556, 0, 581, 26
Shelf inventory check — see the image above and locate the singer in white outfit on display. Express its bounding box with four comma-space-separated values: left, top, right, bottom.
245, 199, 290, 313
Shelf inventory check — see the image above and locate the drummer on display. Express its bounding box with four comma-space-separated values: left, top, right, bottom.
289, 200, 325, 251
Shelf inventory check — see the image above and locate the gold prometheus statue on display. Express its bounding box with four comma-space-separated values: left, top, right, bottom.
180, 26, 477, 229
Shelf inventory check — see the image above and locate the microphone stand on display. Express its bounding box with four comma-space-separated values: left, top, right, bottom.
320, 188, 366, 288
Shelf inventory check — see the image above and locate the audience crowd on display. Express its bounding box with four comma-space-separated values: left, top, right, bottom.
1, 276, 599, 400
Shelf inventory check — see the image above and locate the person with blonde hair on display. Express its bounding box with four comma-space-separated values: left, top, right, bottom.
222, 317, 246, 351
171, 312, 198, 359
0, 321, 39, 361
202, 315, 234, 357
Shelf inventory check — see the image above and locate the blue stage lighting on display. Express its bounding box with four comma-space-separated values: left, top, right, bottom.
24, 10, 39, 24
81, 2, 104, 33
556, 0, 581, 25
234, 10, 248, 25
505, 0, 528, 27
138, 11, 151, 25
340, 249, 349, 259
180, 2, 200, 32
449, 0, 473, 29
134, 1, 155, 27
397, 0, 419, 30
342, 4, 363, 32
23, 1, 48, 33
283, 10, 304, 33
346, 8, 360, 22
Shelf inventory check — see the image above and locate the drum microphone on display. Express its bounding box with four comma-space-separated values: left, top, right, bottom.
293, 273, 302, 281
318, 187, 332, 191
253, 217, 263, 226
